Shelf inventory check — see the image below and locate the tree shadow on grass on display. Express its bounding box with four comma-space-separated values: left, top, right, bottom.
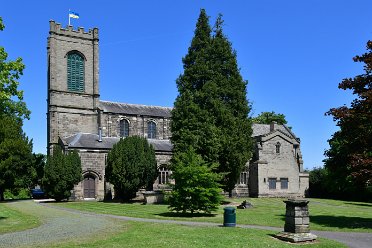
0, 216, 7, 220
278, 214, 372, 230
0, 199, 31, 203
156, 211, 217, 218
345, 202, 372, 207
311, 215, 372, 230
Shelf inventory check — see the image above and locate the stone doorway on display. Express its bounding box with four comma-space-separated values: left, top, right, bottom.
83, 175, 96, 198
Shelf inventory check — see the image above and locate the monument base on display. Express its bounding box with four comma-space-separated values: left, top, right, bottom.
275, 232, 317, 243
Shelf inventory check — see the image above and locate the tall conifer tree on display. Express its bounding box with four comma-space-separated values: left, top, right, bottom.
171, 10, 253, 196
208, 15, 253, 195
171, 9, 220, 163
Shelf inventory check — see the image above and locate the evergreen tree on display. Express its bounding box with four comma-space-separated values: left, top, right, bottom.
324, 40, 372, 200
106, 136, 157, 202
0, 116, 33, 201
209, 15, 253, 195
171, 10, 253, 196
171, 9, 220, 163
43, 146, 82, 201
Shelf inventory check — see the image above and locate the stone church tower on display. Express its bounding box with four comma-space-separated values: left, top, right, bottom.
47, 20, 100, 153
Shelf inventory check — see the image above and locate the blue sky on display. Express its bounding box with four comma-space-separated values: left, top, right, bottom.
1, 1, 371, 169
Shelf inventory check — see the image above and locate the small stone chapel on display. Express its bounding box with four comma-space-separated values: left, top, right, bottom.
47, 21, 309, 200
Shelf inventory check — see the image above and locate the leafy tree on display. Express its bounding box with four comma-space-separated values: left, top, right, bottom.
0, 17, 30, 120
171, 10, 253, 196
106, 136, 157, 202
168, 148, 222, 214
31, 153, 46, 187
0, 116, 33, 201
252, 111, 288, 125
324, 40, 372, 200
308, 166, 332, 198
43, 146, 82, 201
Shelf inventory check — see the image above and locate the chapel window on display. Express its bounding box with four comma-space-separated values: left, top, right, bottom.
238, 170, 248, 185
158, 166, 170, 185
67, 52, 85, 92
268, 178, 277, 190
275, 142, 281, 154
148, 121, 156, 139
119, 119, 129, 138
280, 178, 288, 189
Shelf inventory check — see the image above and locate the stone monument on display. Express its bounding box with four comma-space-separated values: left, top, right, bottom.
275, 199, 317, 243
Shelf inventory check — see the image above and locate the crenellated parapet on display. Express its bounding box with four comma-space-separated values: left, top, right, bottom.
49, 20, 98, 40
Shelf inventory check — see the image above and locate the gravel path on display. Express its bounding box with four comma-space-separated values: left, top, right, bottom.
1, 201, 371, 248
0, 200, 117, 248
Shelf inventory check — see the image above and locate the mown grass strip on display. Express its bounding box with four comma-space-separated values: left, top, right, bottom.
45, 221, 346, 248
0, 201, 41, 234
56, 197, 372, 233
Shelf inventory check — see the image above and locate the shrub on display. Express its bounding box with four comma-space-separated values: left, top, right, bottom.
168, 148, 222, 214
106, 136, 157, 202
43, 146, 82, 201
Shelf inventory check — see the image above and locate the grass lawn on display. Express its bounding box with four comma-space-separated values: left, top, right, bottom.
0, 201, 40, 234
45, 221, 345, 248
55, 197, 372, 233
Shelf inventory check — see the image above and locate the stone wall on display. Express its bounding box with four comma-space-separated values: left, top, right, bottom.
253, 132, 307, 197
72, 150, 106, 200
100, 112, 171, 139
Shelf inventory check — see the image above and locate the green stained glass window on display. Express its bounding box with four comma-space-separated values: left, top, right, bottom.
67, 52, 84, 92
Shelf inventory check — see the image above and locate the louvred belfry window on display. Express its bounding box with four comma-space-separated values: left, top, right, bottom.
67, 52, 85, 92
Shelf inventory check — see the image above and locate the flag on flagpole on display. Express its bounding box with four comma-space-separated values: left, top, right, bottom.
69, 10, 80, 19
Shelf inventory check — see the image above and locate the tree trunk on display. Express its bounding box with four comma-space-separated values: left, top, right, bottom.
0, 189, 4, 201
228, 190, 232, 198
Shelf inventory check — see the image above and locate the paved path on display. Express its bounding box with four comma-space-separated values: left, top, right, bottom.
1, 201, 371, 248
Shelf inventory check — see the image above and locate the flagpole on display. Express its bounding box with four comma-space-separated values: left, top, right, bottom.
68, 9, 71, 25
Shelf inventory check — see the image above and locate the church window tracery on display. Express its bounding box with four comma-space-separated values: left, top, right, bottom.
120, 119, 129, 138
148, 121, 157, 139
158, 166, 169, 184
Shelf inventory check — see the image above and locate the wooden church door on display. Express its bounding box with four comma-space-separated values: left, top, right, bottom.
83, 175, 95, 198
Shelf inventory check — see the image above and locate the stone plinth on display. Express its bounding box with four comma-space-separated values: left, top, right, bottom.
143, 190, 164, 204
275, 199, 317, 243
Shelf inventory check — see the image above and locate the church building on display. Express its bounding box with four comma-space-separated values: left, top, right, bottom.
47, 21, 309, 200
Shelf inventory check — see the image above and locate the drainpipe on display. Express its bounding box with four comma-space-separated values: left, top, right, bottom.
98, 127, 102, 142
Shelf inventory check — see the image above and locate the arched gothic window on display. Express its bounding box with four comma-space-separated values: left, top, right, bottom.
148, 121, 156, 139
119, 119, 129, 138
275, 142, 281, 154
67, 52, 84, 92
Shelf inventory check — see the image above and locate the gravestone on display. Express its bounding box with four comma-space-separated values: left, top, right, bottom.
275, 199, 317, 243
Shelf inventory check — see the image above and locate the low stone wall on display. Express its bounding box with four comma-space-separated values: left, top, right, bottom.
143, 190, 164, 204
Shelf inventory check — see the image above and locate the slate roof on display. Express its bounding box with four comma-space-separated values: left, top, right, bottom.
61, 133, 173, 152
252, 123, 296, 139
99, 100, 172, 118
61, 125, 297, 152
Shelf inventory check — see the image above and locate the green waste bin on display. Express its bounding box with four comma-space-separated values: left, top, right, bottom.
223, 207, 236, 227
